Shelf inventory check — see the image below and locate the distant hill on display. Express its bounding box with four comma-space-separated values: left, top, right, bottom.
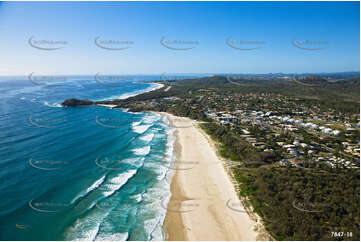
294, 75, 328, 86
62, 74, 359, 113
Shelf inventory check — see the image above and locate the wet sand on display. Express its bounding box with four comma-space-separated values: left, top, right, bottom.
161, 113, 269, 241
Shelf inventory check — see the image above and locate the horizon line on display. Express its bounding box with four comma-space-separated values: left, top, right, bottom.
0, 71, 359, 77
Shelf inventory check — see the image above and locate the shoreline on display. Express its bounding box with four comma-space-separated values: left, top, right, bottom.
160, 112, 270, 241
96, 82, 164, 106
94, 82, 270, 240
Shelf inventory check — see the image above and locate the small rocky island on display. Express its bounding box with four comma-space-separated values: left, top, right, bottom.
62, 98, 94, 106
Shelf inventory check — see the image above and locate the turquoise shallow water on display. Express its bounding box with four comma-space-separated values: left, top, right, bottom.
0, 76, 175, 240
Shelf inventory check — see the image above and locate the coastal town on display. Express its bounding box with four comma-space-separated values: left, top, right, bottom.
105, 84, 360, 172
63, 74, 360, 241
202, 93, 360, 170
2, 1, 360, 241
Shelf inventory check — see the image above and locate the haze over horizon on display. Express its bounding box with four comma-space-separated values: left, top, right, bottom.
0, 71, 360, 77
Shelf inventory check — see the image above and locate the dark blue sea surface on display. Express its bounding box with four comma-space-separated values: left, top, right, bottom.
0, 76, 176, 240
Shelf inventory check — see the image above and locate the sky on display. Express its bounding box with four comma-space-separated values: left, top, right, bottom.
0, 1, 359, 75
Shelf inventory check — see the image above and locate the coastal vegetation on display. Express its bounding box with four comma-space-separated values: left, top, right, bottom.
62, 74, 360, 241
233, 167, 359, 241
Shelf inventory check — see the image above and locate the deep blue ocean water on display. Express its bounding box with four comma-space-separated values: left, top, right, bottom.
0, 76, 177, 240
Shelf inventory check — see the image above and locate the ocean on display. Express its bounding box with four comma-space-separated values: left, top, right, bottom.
0, 75, 179, 240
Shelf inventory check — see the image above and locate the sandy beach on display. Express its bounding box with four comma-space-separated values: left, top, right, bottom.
97, 104, 117, 108
97, 83, 164, 108
162, 113, 269, 241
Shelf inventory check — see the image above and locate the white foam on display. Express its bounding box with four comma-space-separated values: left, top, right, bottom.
162, 115, 170, 125
99, 83, 163, 101
121, 157, 145, 168
67, 112, 174, 241
142, 114, 161, 124
95, 232, 129, 241
140, 133, 154, 142
134, 114, 175, 241
87, 175, 106, 193
103, 169, 137, 197
132, 146, 151, 156
102, 90, 143, 101
43, 101, 62, 108
137, 180, 172, 241
154, 133, 166, 139
132, 121, 141, 127
71, 175, 106, 204
132, 124, 152, 134
65, 217, 101, 241
130, 193, 143, 202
